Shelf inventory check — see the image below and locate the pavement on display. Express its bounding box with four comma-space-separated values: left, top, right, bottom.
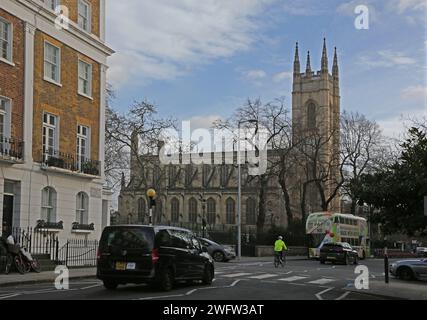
0, 267, 96, 287
0, 257, 425, 300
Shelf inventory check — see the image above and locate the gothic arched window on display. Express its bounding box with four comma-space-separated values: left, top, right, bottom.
207, 198, 216, 225
188, 198, 198, 223
246, 197, 257, 225
171, 198, 180, 223
226, 198, 236, 225
307, 103, 316, 129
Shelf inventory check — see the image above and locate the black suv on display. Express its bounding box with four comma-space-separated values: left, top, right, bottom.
319, 242, 359, 265
97, 225, 215, 291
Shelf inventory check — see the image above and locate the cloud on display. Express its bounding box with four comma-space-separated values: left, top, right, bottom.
282, 0, 326, 16
186, 115, 223, 130
244, 69, 267, 80
390, 0, 427, 13
273, 71, 292, 83
107, 0, 275, 87
401, 85, 427, 101
358, 50, 417, 69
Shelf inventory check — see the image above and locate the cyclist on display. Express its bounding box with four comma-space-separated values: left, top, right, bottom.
274, 236, 288, 264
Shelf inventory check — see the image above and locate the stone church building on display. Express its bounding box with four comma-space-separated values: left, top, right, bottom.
118, 39, 341, 237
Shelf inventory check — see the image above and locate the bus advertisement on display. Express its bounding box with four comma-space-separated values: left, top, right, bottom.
306, 212, 370, 259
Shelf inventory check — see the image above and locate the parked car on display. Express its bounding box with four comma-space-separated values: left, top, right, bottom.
319, 242, 359, 265
198, 238, 236, 262
416, 247, 427, 258
390, 259, 427, 281
97, 225, 215, 291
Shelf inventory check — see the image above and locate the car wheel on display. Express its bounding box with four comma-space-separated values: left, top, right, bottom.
320, 259, 325, 264
159, 269, 174, 291
344, 254, 349, 265
202, 265, 213, 285
103, 281, 118, 290
213, 251, 225, 262
398, 267, 414, 281
353, 256, 359, 265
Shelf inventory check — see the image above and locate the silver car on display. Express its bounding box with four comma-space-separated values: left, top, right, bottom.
416, 247, 427, 258
390, 259, 427, 281
199, 238, 236, 262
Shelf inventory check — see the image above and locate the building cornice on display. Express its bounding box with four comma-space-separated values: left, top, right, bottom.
4, 0, 114, 63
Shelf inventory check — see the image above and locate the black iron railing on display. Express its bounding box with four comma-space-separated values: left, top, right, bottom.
11, 227, 59, 261
40, 148, 101, 176
36, 220, 64, 230
9, 227, 99, 268
0, 137, 24, 160
57, 239, 99, 267
72, 222, 95, 231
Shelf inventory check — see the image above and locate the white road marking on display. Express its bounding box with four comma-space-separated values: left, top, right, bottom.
335, 292, 351, 300
278, 276, 308, 282
185, 289, 198, 296
248, 274, 278, 280
0, 293, 20, 300
307, 278, 336, 285
315, 287, 335, 300
222, 273, 252, 278
81, 284, 103, 290
136, 280, 242, 300
139, 294, 183, 300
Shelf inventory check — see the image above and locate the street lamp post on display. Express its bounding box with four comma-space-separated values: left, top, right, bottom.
199, 193, 207, 238
237, 119, 258, 261
147, 189, 157, 227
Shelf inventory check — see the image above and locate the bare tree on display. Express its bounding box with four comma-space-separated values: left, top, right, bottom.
341, 111, 386, 214
105, 100, 175, 192
215, 98, 291, 235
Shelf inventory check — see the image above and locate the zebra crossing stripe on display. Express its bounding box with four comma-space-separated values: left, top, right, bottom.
307, 278, 336, 285
222, 273, 252, 278
248, 274, 278, 280
278, 276, 308, 282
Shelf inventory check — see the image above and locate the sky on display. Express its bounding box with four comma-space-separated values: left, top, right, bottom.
105, 0, 427, 139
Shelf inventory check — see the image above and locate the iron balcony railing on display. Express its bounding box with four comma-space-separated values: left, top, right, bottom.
0, 137, 24, 161
40, 148, 101, 176
72, 222, 95, 231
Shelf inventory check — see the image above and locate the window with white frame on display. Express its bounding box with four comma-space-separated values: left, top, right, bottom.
43, 113, 58, 159
45, 0, 59, 11
76, 192, 89, 225
77, 125, 90, 169
78, 0, 91, 33
0, 18, 12, 62
0, 97, 11, 153
41, 187, 57, 223
44, 42, 60, 83
78, 60, 92, 97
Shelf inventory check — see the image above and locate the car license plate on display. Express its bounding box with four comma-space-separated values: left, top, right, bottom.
126, 263, 136, 270
116, 262, 126, 271
327, 256, 336, 260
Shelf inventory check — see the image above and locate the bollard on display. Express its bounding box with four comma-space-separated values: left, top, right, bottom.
384, 248, 389, 284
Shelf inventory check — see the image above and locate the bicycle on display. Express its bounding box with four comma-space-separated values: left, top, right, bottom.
274, 251, 285, 268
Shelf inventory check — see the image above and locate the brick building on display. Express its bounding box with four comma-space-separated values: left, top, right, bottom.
0, 0, 114, 242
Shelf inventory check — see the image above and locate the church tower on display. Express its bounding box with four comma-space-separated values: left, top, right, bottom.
292, 39, 341, 214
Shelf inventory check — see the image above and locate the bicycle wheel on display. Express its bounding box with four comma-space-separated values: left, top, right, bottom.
274, 255, 279, 268
14, 255, 26, 274
31, 259, 41, 273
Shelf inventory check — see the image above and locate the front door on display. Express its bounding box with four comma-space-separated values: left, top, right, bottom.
2, 195, 14, 236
